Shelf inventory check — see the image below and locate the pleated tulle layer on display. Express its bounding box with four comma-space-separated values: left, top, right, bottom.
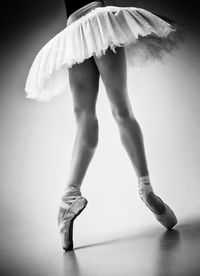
25, 6, 182, 102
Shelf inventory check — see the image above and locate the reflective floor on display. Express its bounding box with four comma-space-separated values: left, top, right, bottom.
0, 216, 200, 276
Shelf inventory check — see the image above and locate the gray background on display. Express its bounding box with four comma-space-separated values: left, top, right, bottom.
0, 1, 200, 275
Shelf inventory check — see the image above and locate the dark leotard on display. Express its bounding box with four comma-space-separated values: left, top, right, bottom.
64, 0, 104, 18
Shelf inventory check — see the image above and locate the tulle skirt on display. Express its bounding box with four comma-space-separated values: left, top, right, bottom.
25, 3, 185, 102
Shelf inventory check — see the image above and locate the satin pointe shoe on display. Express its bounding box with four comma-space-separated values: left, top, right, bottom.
138, 177, 178, 230
58, 195, 88, 251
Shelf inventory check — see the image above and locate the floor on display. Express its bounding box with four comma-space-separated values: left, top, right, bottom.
0, 216, 200, 276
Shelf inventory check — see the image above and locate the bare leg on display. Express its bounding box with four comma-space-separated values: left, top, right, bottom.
93, 47, 165, 214
66, 57, 100, 190
94, 47, 150, 178
59, 57, 99, 207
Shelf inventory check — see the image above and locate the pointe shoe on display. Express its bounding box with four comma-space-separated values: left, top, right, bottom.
58, 196, 88, 251
138, 179, 178, 230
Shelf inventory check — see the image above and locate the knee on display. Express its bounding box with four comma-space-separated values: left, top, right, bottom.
112, 104, 135, 123
74, 108, 99, 148
74, 107, 96, 123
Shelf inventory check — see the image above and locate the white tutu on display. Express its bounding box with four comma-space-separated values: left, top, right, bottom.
25, 5, 183, 102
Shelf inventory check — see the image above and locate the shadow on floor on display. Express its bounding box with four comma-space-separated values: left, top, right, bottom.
63, 216, 200, 276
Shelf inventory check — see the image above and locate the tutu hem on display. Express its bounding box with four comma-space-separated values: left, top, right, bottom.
25, 6, 186, 102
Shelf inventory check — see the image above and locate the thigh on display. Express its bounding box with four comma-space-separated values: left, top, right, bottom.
93, 46, 132, 114
68, 56, 100, 113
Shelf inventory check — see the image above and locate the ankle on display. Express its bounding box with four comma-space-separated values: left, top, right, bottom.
137, 175, 154, 195
138, 175, 150, 184
60, 185, 82, 207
